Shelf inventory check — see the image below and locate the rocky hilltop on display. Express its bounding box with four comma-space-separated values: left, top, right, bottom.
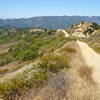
56, 22, 100, 38
68, 22, 94, 37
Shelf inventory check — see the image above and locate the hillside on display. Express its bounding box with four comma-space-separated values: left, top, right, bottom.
0, 16, 100, 29
0, 38, 100, 100
0, 22, 99, 100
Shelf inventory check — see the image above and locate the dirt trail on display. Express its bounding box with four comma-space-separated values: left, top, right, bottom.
57, 29, 69, 37
61, 30, 69, 37
77, 40, 100, 85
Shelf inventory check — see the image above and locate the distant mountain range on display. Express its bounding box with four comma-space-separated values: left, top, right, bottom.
0, 16, 100, 29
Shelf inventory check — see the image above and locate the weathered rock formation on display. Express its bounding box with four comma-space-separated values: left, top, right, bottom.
68, 22, 94, 37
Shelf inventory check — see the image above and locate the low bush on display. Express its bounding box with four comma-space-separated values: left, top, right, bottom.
0, 64, 49, 97
39, 53, 69, 72
17, 49, 38, 61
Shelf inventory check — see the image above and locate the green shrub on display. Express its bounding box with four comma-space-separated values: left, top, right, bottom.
92, 22, 100, 30
17, 50, 38, 61
0, 54, 13, 67
39, 54, 69, 72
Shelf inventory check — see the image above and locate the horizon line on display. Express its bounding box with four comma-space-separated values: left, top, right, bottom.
0, 15, 100, 20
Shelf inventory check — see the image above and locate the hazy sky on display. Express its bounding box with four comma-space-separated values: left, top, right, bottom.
0, 0, 100, 18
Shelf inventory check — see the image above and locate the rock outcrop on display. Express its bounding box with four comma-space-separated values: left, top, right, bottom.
68, 22, 94, 37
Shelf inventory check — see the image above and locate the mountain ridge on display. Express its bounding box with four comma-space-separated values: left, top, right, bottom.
0, 16, 100, 29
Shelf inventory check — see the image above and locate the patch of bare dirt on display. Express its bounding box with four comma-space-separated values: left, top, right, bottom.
0, 61, 31, 77
0, 41, 20, 54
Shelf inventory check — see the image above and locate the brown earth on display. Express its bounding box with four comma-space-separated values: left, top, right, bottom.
0, 41, 20, 54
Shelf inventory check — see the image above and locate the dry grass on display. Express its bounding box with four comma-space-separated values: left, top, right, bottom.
0, 69, 9, 75
12, 73, 71, 100
39, 53, 69, 72
59, 46, 76, 54
0, 52, 70, 99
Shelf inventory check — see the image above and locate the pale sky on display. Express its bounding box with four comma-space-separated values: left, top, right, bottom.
0, 0, 100, 19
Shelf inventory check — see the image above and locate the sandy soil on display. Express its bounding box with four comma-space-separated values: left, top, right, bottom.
77, 40, 100, 85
